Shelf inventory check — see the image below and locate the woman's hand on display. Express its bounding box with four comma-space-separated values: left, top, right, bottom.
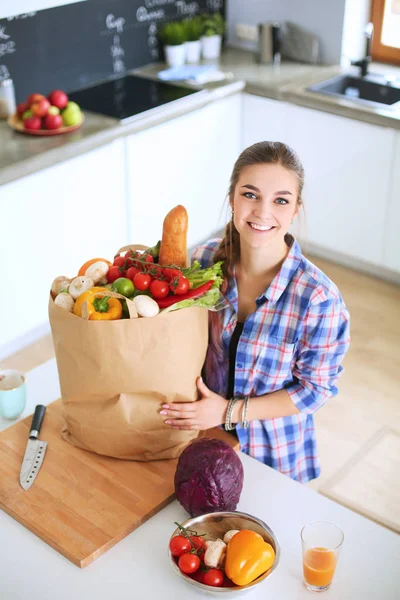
160, 377, 227, 431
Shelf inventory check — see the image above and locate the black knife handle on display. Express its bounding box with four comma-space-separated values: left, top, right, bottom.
29, 405, 46, 439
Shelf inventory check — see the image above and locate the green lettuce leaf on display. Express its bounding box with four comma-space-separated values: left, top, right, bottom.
161, 287, 225, 314
183, 260, 224, 290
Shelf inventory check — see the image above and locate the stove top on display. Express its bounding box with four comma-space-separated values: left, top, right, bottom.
68, 75, 204, 123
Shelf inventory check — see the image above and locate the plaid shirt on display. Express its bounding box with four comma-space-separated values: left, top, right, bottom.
193, 236, 350, 483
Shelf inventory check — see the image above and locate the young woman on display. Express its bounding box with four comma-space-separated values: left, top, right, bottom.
160, 141, 350, 483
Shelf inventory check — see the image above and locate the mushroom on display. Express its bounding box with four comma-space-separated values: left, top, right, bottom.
204, 538, 227, 569
51, 276, 71, 299
68, 276, 94, 299
133, 295, 160, 318
223, 530, 240, 544
54, 292, 75, 312
85, 261, 109, 285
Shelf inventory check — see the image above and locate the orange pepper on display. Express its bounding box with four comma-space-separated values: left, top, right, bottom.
87, 295, 122, 320
73, 287, 110, 317
78, 258, 112, 277
225, 530, 275, 586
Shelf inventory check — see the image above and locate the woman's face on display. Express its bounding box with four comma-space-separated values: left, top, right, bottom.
232, 163, 300, 249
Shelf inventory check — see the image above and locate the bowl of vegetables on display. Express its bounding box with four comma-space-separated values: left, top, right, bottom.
168, 511, 280, 594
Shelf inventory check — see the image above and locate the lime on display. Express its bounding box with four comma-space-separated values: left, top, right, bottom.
111, 277, 135, 298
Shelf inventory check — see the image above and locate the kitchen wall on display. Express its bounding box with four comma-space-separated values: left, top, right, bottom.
0, 0, 224, 101
226, 0, 371, 65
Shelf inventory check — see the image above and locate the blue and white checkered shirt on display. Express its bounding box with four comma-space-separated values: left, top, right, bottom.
193, 237, 350, 483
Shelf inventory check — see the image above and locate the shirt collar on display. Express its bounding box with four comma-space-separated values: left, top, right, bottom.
224, 235, 303, 312
265, 235, 303, 305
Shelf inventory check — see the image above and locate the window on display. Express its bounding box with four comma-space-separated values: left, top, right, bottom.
371, 0, 400, 64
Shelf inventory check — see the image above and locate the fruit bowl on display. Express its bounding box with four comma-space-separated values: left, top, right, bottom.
168, 511, 280, 595
7, 113, 84, 136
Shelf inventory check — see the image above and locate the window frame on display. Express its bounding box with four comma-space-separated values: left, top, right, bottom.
371, 0, 400, 65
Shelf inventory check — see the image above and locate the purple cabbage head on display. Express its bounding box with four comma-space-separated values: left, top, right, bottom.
174, 437, 244, 517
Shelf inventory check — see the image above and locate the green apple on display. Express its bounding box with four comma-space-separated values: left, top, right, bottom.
48, 106, 60, 115
64, 101, 81, 113
62, 105, 82, 126
22, 109, 33, 121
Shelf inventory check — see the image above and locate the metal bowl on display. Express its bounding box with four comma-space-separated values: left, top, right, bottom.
168, 511, 280, 595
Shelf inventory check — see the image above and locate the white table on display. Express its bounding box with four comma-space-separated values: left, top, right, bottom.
1, 360, 399, 600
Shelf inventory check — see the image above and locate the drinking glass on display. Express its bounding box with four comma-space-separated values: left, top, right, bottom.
301, 520, 344, 592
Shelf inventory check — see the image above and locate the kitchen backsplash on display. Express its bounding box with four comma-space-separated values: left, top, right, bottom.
226, 0, 347, 65
0, 0, 224, 102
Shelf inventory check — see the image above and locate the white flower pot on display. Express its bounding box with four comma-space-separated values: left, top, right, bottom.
185, 40, 201, 63
201, 34, 222, 60
164, 44, 186, 68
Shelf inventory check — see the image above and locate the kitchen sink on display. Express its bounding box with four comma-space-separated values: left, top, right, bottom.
308, 74, 400, 107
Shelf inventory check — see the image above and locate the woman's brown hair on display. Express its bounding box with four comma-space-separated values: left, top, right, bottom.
214, 141, 305, 281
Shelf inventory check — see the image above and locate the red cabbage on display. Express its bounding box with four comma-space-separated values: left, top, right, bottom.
174, 438, 244, 517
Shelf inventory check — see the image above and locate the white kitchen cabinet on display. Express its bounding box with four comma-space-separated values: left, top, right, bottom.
383, 131, 400, 274
0, 139, 127, 357
283, 104, 396, 266
126, 93, 242, 250
242, 93, 289, 149
0, 1, 86, 20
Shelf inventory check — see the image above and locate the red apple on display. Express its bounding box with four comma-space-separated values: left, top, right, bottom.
27, 93, 45, 107
17, 102, 28, 118
24, 116, 41, 130
43, 113, 63, 130
31, 98, 50, 118
47, 89, 68, 110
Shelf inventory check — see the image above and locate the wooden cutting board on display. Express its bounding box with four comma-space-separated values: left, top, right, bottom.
0, 399, 239, 568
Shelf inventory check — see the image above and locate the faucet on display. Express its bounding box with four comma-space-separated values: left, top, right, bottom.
351, 22, 374, 77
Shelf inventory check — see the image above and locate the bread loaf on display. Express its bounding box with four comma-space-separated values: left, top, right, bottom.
158, 205, 188, 267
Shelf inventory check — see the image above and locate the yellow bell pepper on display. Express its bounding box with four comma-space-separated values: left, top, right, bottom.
73, 287, 110, 317
225, 529, 275, 586
87, 295, 122, 320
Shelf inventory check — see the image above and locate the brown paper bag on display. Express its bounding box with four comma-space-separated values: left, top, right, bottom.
48, 247, 209, 461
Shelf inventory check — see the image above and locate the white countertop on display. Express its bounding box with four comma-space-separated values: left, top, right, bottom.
1, 360, 399, 600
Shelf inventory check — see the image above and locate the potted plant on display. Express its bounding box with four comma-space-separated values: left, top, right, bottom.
200, 13, 225, 60
159, 21, 187, 68
183, 17, 202, 63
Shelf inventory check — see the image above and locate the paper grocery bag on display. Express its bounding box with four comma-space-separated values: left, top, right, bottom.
48, 296, 208, 461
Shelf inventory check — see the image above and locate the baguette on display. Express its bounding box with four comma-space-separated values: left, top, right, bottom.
158, 205, 188, 267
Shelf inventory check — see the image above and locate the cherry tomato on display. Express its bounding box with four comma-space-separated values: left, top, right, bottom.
189, 536, 207, 552
149, 279, 169, 299
190, 570, 205, 584
163, 267, 181, 282
144, 254, 154, 263
113, 256, 126, 268
133, 272, 152, 291
178, 553, 200, 574
203, 568, 224, 587
126, 266, 140, 281
169, 535, 191, 557
170, 275, 190, 295
107, 266, 124, 283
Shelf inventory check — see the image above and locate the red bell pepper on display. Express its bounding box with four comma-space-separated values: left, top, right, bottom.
156, 280, 214, 309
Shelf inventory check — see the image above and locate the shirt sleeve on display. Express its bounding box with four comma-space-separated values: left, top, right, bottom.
286, 298, 350, 414
191, 238, 221, 268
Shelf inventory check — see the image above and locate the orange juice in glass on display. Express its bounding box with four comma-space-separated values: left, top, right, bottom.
301, 521, 344, 592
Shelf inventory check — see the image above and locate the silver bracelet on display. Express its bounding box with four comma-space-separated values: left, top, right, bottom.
240, 396, 250, 428
225, 398, 238, 431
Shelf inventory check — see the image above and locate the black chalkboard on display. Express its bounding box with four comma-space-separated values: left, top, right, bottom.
0, 0, 225, 103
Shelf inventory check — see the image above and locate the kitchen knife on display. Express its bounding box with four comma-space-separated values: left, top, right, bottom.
19, 405, 47, 491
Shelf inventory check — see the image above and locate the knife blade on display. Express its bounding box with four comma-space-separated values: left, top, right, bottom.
19, 405, 47, 491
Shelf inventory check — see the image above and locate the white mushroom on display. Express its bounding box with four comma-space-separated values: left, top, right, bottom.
223, 530, 240, 544
51, 276, 71, 298
68, 276, 94, 299
54, 293, 75, 312
204, 538, 227, 569
133, 295, 160, 318
85, 261, 109, 285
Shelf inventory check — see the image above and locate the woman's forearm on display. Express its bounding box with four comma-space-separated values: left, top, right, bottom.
231, 388, 300, 424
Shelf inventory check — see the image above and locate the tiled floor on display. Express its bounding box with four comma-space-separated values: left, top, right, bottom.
2, 254, 399, 530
